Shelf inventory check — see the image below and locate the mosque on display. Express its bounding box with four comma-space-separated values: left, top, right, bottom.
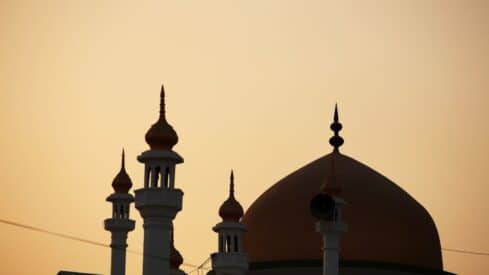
96, 85, 455, 275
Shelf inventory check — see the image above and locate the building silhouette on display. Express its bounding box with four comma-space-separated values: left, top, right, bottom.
89, 85, 456, 275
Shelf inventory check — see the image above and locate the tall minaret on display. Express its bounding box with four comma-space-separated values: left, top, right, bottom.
310, 105, 348, 275
135, 85, 184, 275
211, 170, 248, 275
104, 150, 135, 275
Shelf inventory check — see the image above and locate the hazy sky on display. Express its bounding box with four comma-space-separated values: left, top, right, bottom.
1, 1, 488, 274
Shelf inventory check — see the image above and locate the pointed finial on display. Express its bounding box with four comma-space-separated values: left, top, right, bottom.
121, 148, 125, 170
230, 169, 235, 197
329, 103, 344, 152
334, 103, 339, 122
159, 85, 166, 120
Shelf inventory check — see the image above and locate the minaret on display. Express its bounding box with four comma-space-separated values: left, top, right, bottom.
104, 149, 135, 275
310, 105, 348, 275
211, 170, 248, 275
135, 85, 184, 275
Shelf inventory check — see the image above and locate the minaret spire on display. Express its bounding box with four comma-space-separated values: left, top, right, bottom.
329, 104, 344, 152
121, 148, 125, 170
160, 85, 166, 120
230, 170, 235, 198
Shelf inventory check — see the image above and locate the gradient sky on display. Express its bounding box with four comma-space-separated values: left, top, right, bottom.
1, 1, 488, 274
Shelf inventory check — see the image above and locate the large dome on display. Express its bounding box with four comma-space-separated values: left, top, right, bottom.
241, 152, 443, 271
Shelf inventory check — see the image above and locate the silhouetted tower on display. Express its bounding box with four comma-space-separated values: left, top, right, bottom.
104, 150, 135, 275
135, 85, 184, 275
211, 170, 248, 275
310, 105, 348, 275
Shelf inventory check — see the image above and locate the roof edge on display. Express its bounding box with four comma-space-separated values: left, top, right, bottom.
249, 259, 455, 275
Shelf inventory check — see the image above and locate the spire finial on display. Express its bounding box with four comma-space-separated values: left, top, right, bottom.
159, 85, 166, 120
329, 103, 344, 152
334, 103, 339, 122
230, 169, 235, 197
121, 148, 125, 170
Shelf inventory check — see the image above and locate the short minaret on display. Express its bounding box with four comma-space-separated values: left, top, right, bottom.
135, 85, 184, 275
211, 170, 248, 275
104, 150, 136, 275
310, 105, 348, 275
170, 231, 187, 275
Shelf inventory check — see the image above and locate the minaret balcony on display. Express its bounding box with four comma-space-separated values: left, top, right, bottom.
135, 188, 183, 218
137, 150, 184, 163
211, 252, 249, 270
104, 218, 135, 232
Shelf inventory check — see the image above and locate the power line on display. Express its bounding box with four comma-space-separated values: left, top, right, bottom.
0, 218, 199, 269
442, 247, 489, 256
1, 217, 488, 269
187, 257, 211, 274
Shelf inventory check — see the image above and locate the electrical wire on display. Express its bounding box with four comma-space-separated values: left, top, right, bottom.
0, 218, 199, 268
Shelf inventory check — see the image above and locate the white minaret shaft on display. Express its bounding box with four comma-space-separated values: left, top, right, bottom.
316, 204, 347, 275
135, 86, 184, 275
104, 150, 135, 275
211, 171, 248, 275
109, 229, 131, 275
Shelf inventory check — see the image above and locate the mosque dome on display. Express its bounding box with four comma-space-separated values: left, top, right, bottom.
112, 150, 133, 193
241, 106, 444, 272
219, 171, 244, 222
145, 85, 179, 150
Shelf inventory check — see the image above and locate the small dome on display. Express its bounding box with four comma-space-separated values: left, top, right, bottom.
219, 171, 244, 222
112, 150, 132, 193
170, 232, 184, 269
145, 85, 179, 150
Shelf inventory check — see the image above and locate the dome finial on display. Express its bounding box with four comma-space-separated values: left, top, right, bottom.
219, 170, 244, 222
112, 150, 133, 193
329, 103, 344, 152
144, 84, 179, 150
230, 169, 235, 197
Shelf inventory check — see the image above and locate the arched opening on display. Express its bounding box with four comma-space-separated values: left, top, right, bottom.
119, 204, 124, 219
219, 236, 224, 252
234, 235, 239, 252
154, 166, 161, 188
164, 166, 170, 189
226, 235, 232, 253
145, 166, 151, 188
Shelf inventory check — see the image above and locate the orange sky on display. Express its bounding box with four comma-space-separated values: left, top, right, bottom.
0, 1, 488, 274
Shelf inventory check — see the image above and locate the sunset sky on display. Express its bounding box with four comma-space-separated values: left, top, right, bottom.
0, 1, 488, 274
